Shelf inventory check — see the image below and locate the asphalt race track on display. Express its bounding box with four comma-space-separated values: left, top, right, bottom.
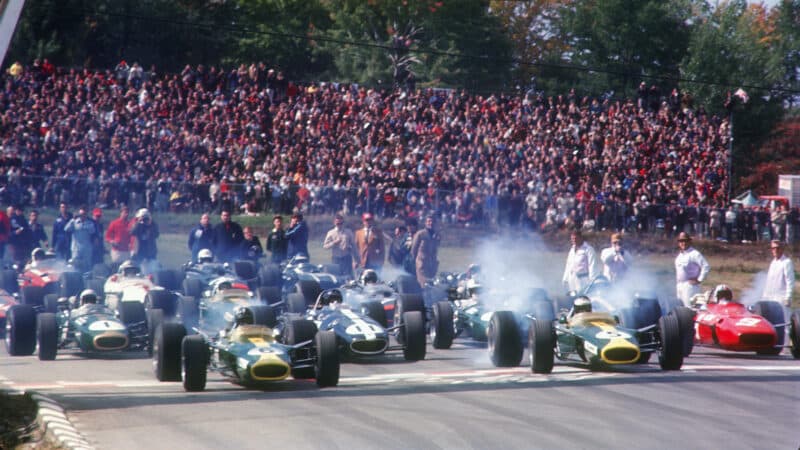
2, 341, 798, 450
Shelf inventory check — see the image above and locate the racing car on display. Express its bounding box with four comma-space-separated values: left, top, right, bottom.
181, 249, 260, 299
154, 304, 340, 391
283, 288, 426, 361
0, 288, 17, 338
680, 285, 800, 358
5, 289, 148, 359
257, 255, 342, 309
525, 296, 686, 373
6, 249, 86, 310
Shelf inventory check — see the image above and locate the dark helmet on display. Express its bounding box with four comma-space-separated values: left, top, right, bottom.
233, 306, 254, 327
31, 247, 46, 262
361, 269, 378, 285
712, 284, 733, 302
80, 289, 98, 305
318, 289, 343, 307
467, 263, 481, 277
573, 296, 592, 314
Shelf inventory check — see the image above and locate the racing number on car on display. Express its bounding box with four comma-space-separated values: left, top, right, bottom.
736, 317, 761, 327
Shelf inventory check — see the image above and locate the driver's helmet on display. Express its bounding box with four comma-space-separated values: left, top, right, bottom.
360, 269, 378, 285
136, 208, 151, 219
80, 289, 98, 305
573, 296, 592, 314
217, 281, 233, 291
293, 255, 309, 265
318, 289, 343, 307
467, 263, 481, 278
466, 278, 482, 296
31, 247, 46, 262
119, 260, 141, 277
197, 248, 214, 263
711, 284, 733, 303
233, 306, 254, 327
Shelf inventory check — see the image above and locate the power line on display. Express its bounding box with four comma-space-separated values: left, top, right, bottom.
74, 8, 799, 96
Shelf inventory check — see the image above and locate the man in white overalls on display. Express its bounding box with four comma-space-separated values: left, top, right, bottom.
562, 229, 599, 293
674, 232, 710, 307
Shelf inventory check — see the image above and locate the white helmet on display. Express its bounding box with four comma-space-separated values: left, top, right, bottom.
136, 208, 151, 219
80, 289, 98, 305
119, 260, 141, 277
198, 248, 213, 263
573, 296, 592, 314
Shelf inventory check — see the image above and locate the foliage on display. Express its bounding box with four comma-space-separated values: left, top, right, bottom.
558, 0, 693, 98
740, 117, 800, 192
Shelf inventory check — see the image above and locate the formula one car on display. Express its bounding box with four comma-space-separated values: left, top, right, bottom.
682, 286, 800, 358
154, 304, 339, 391
181, 250, 260, 298
257, 255, 342, 308
7, 250, 86, 310
526, 297, 686, 373
336, 270, 422, 328
283, 288, 426, 361
5, 290, 148, 359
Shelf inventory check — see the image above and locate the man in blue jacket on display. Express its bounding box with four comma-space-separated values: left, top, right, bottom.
188, 213, 215, 263
285, 212, 309, 259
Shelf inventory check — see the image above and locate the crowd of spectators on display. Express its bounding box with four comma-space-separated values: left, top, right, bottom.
0, 59, 796, 244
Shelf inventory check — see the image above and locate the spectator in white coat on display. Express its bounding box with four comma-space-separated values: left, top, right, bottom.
562, 229, 599, 293
762, 239, 795, 319
674, 232, 710, 307
600, 233, 631, 282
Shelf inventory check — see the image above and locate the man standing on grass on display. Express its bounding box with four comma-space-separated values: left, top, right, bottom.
762, 239, 795, 320
674, 232, 710, 307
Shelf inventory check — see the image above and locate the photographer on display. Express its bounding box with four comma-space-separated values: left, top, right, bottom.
64, 206, 98, 272
601, 233, 631, 282
130, 208, 159, 268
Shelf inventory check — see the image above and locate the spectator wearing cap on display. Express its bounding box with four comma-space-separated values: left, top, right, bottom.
90, 208, 105, 266
354, 212, 385, 272
285, 212, 310, 259
213, 210, 244, 264
322, 213, 356, 277
562, 229, 599, 293
51, 203, 72, 261
266, 215, 288, 263
106, 206, 133, 264
130, 208, 159, 267
600, 233, 631, 282
762, 240, 795, 318
674, 232, 710, 307
64, 206, 98, 272
411, 215, 441, 286
188, 213, 216, 264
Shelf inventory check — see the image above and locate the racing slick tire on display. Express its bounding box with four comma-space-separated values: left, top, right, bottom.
233, 260, 258, 282
20, 285, 46, 308
182, 278, 203, 299
154, 270, 181, 292
669, 306, 696, 357
315, 330, 340, 387
60, 271, 84, 298
657, 314, 684, 370
147, 308, 165, 356
361, 300, 388, 328
92, 263, 112, 279
36, 312, 59, 361
42, 281, 60, 296
256, 286, 282, 305
258, 264, 282, 288
182, 335, 208, 392
1, 269, 18, 294
529, 318, 555, 374
284, 319, 319, 379
430, 301, 455, 349
250, 305, 277, 328
179, 297, 200, 333
146, 290, 177, 318
154, 322, 186, 382
531, 299, 556, 322
488, 311, 523, 367
790, 311, 800, 359
296, 280, 322, 307
753, 301, 785, 354
6, 305, 36, 356
401, 311, 427, 361
86, 278, 105, 301
119, 301, 147, 327
394, 274, 422, 295
287, 293, 308, 314
394, 294, 425, 345
43, 294, 60, 313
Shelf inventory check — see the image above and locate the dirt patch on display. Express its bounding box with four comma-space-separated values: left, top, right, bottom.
0, 391, 38, 449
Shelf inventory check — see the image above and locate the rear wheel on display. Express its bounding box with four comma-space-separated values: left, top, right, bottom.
401, 311, 426, 361
284, 319, 319, 379
43, 294, 60, 313
182, 278, 203, 299
20, 286, 46, 308
154, 322, 186, 381
529, 319, 555, 374
488, 311, 523, 367
360, 301, 387, 328
296, 280, 322, 306
314, 330, 340, 387
182, 335, 208, 392
287, 293, 308, 314
179, 297, 200, 333
258, 264, 281, 287
249, 305, 277, 328
5, 305, 37, 356
146, 290, 177, 317
658, 315, 684, 370
119, 302, 147, 327
36, 313, 59, 361
86, 278, 105, 301
147, 308, 165, 356
233, 260, 257, 281
430, 301, 455, 349
60, 271, 84, 298
753, 301, 786, 354
790, 311, 800, 359
1, 269, 18, 294
256, 286, 281, 305
394, 274, 422, 295
92, 263, 112, 279
154, 270, 180, 291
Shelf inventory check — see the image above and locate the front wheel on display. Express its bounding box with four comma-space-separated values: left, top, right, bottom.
790, 311, 800, 360
315, 330, 340, 387
401, 311, 426, 361
182, 335, 208, 392
5, 305, 36, 356
658, 315, 684, 370
528, 319, 554, 374
430, 301, 455, 349
37, 313, 59, 361
488, 311, 523, 367
154, 322, 186, 382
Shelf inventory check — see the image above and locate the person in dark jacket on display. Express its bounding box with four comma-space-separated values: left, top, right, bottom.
213, 210, 243, 263
130, 208, 159, 268
7, 206, 30, 267
26, 210, 48, 258
285, 212, 309, 259
188, 213, 215, 263
240, 226, 263, 263
51, 202, 72, 260
266, 215, 287, 263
